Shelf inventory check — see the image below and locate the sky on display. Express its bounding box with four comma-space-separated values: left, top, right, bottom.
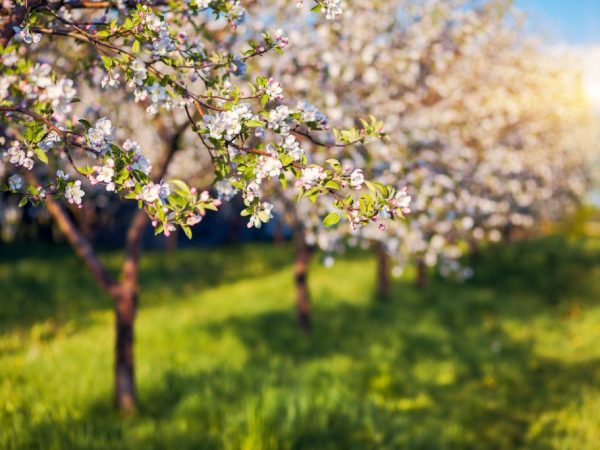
517, 0, 600, 45
516, 1, 600, 109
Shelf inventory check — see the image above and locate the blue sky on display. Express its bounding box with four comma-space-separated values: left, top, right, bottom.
517, 0, 600, 45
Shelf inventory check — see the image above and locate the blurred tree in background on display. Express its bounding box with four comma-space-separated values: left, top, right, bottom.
0, 0, 599, 445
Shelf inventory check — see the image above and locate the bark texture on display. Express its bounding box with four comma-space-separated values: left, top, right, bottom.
417, 259, 428, 289
376, 243, 391, 300
294, 225, 313, 331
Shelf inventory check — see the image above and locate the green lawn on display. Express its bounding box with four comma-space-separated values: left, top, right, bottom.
1, 236, 600, 449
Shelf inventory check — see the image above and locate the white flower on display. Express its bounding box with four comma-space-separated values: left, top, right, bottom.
322, 0, 343, 20
186, 214, 203, 226
265, 78, 283, 101
96, 164, 114, 184
132, 155, 152, 175
152, 28, 175, 56
101, 70, 121, 89
87, 117, 114, 151
14, 26, 41, 45
203, 104, 254, 141
350, 169, 365, 189
267, 105, 292, 134
298, 166, 325, 189
255, 156, 282, 179
38, 131, 61, 152
87, 127, 106, 149
245, 181, 261, 202
123, 139, 141, 153
140, 183, 161, 203
6, 141, 34, 170
137, 83, 175, 115
56, 170, 69, 180
227, 1, 245, 25
281, 135, 303, 161
65, 180, 85, 205
8, 174, 22, 191
95, 117, 113, 138
186, 0, 211, 7
215, 179, 238, 201
130, 59, 147, 87
45, 78, 77, 115
123, 140, 152, 175
247, 202, 274, 229
394, 188, 411, 213
143, 13, 163, 32
159, 182, 170, 199
29, 63, 52, 88
2, 51, 18, 66
296, 101, 328, 127
0, 74, 16, 101
274, 28, 289, 47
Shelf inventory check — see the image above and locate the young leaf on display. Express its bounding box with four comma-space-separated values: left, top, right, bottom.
323, 212, 341, 227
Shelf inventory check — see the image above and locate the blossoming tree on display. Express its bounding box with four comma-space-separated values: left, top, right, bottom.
0, 0, 410, 412
250, 0, 597, 323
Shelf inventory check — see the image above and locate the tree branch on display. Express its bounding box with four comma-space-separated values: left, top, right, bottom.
24, 172, 120, 298
0, 0, 45, 48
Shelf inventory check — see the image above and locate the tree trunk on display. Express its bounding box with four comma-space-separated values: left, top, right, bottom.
115, 287, 137, 414
166, 228, 178, 252
376, 243, 390, 300
273, 218, 285, 246
115, 210, 147, 413
294, 229, 313, 331
417, 259, 427, 289
469, 240, 481, 260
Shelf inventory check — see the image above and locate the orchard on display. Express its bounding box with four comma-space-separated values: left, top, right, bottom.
1, 0, 599, 448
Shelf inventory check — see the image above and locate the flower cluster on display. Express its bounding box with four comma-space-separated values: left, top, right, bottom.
0, 0, 403, 238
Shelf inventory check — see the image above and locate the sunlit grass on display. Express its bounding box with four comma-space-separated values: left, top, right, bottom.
1, 236, 600, 449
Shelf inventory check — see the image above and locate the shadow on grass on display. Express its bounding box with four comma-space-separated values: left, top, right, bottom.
3, 236, 600, 449
0, 242, 295, 333
465, 235, 600, 304
16, 268, 600, 449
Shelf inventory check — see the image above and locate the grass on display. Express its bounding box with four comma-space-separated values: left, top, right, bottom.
1, 236, 600, 449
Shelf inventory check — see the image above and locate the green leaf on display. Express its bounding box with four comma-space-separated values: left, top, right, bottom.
323, 212, 340, 227
246, 119, 264, 128
170, 179, 191, 196
279, 174, 288, 190
131, 39, 141, 54
76, 164, 93, 175
78, 119, 92, 130
182, 225, 192, 239
34, 147, 48, 164
100, 55, 113, 70
261, 94, 269, 107
325, 180, 340, 190
18, 197, 29, 207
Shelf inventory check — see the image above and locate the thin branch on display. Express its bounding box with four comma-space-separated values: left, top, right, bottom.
25, 171, 120, 298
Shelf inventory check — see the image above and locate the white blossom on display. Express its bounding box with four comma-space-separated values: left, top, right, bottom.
281, 134, 304, 160
350, 169, 365, 189
255, 155, 283, 179
65, 180, 85, 205
8, 174, 22, 191
215, 179, 238, 201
